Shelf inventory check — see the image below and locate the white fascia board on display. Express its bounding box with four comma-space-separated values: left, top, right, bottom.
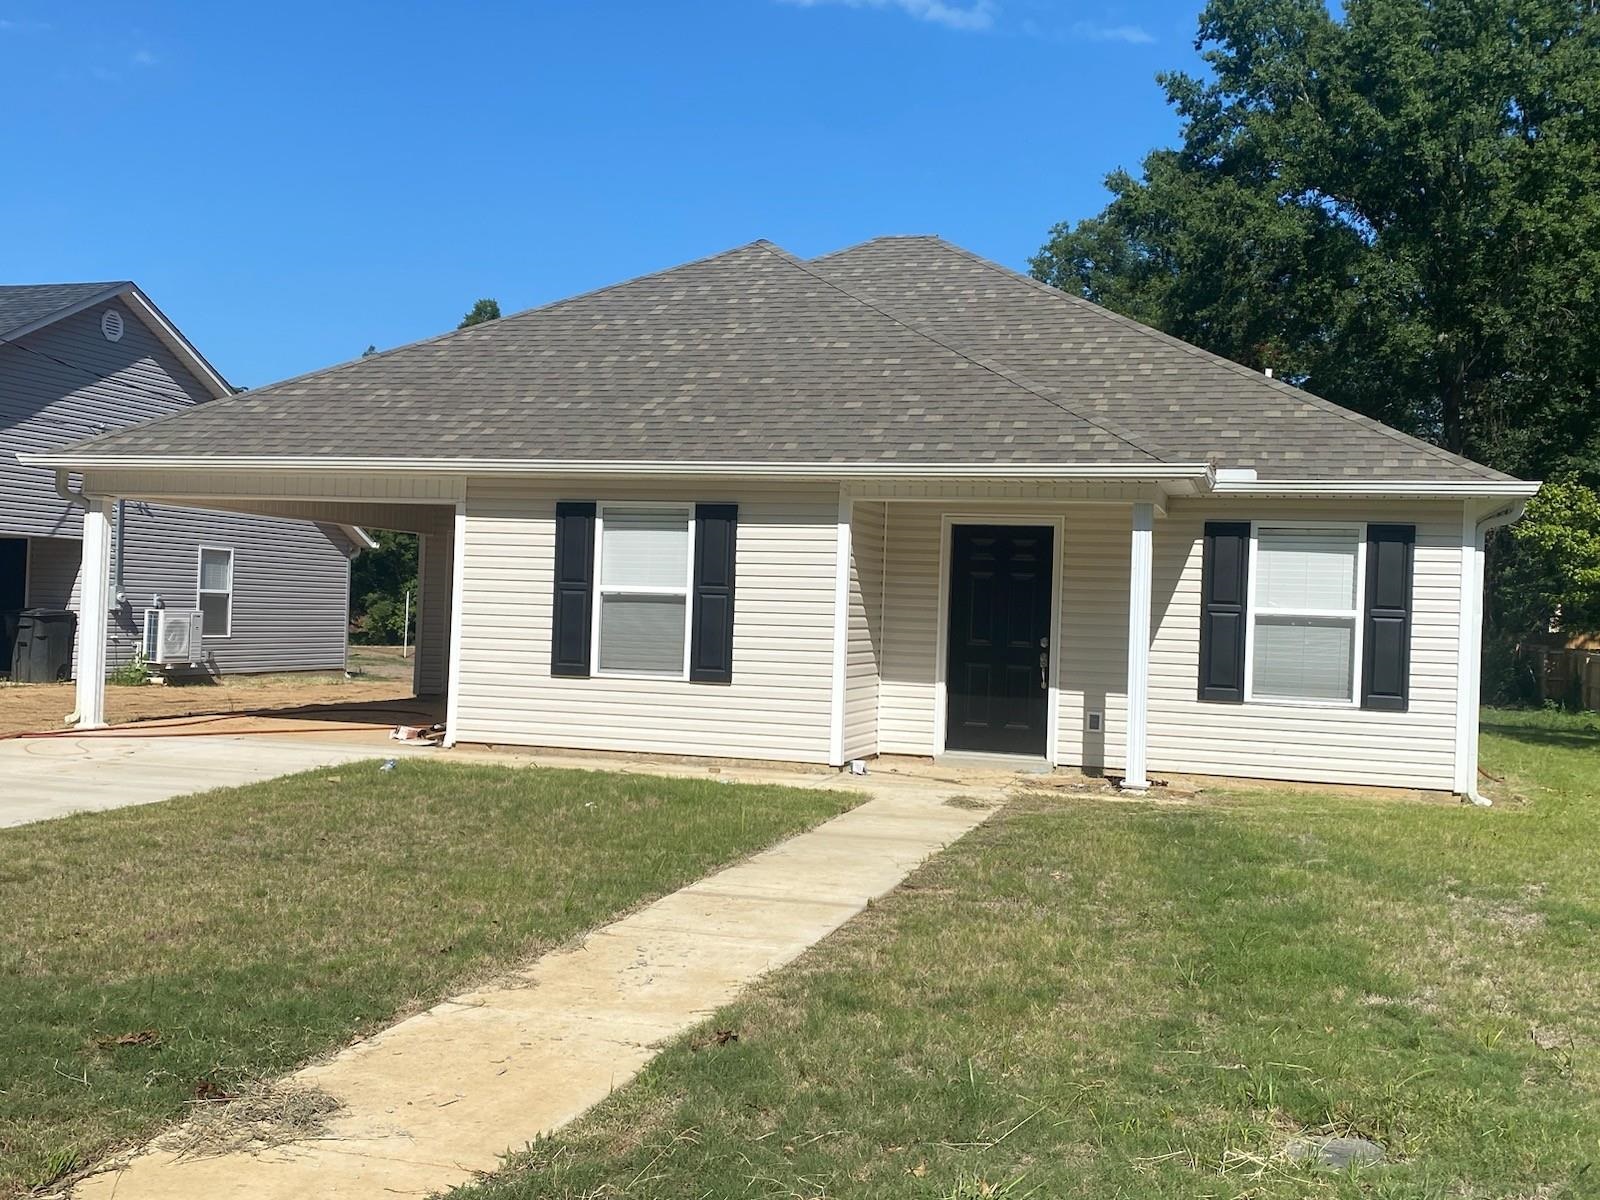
338, 524, 381, 551
19, 454, 1218, 482
1211, 479, 1541, 499
118, 287, 235, 400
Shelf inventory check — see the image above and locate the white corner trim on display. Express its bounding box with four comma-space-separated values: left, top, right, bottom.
1123, 501, 1155, 790
828, 491, 853, 767
442, 499, 468, 748
1453, 498, 1531, 799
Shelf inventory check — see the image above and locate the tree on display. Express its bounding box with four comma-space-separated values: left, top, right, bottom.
1032, 0, 1600, 483
459, 298, 501, 328
349, 529, 418, 644
1033, 0, 1600, 690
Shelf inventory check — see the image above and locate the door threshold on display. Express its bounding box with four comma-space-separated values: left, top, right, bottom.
935, 751, 1053, 775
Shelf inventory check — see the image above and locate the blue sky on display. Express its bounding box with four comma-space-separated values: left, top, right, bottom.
0, 1, 1204, 386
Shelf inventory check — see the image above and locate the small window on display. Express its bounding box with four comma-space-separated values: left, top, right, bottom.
592, 506, 692, 678
197, 547, 233, 636
1246, 526, 1362, 704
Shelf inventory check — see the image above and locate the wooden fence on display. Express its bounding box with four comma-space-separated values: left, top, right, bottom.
1530, 647, 1600, 710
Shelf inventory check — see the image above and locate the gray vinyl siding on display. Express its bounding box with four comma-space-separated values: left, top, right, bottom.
455, 478, 836, 761
842, 501, 885, 760
1, 298, 355, 676
0, 298, 211, 541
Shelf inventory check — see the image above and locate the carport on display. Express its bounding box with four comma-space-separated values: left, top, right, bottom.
46, 467, 463, 734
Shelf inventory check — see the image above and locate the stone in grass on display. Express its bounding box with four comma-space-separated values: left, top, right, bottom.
1285, 1135, 1387, 1168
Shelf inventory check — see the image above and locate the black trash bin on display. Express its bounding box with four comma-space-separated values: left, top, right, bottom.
0, 609, 20, 679
11, 609, 78, 683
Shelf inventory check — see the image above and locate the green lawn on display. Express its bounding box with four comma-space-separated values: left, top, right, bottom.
451, 709, 1600, 1200
0, 760, 850, 1196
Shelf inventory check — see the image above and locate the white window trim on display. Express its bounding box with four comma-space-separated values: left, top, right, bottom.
196, 544, 234, 639
1242, 520, 1365, 708
589, 501, 695, 682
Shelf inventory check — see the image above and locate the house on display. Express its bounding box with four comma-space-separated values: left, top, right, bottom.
0, 281, 365, 679
24, 239, 1537, 795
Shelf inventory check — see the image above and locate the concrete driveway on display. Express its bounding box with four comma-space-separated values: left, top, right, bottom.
0, 734, 396, 827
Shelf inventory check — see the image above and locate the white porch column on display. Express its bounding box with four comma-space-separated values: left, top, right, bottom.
72, 497, 113, 729
442, 500, 467, 748
1123, 501, 1154, 790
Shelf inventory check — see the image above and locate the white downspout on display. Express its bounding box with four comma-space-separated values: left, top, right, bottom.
1455, 498, 1529, 805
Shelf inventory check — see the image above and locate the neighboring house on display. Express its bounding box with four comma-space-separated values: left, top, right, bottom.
0, 282, 363, 678
28, 239, 1537, 797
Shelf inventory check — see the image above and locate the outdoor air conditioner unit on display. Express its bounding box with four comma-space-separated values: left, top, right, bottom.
142, 609, 205, 667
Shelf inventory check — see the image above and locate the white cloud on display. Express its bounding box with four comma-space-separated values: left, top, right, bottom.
131, 48, 157, 66
1070, 19, 1154, 43
780, 0, 998, 33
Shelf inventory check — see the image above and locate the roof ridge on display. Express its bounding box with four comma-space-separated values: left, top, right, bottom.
774, 244, 1167, 463
57, 242, 790, 454
912, 238, 1506, 481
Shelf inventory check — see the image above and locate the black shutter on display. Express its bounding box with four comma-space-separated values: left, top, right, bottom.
689, 503, 737, 683
550, 501, 595, 677
1199, 521, 1250, 702
1362, 524, 1415, 711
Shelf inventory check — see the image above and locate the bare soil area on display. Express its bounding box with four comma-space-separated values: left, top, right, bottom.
0, 645, 427, 738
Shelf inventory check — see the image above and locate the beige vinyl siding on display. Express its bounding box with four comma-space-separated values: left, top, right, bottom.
454, 478, 836, 761
1147, 499, 1463, 790
842, 501, 885, 760
879, 504, 942, 755
413, 527, 454, 696
878, 503, 1130, 766
1056, 508, 1130, 774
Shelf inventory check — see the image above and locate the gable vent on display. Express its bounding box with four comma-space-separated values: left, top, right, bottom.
100, 309, 125, 342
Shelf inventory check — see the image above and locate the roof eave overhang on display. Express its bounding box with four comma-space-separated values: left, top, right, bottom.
21, 453, 1217, 485
1211, 479, 1541, 499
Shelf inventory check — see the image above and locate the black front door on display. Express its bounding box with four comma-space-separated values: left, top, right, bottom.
946, 524, 1053, 755
0, 538, 25, 675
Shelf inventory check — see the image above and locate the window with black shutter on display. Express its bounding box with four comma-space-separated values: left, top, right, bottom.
550, 501, 595, 677
1361, 524, 1415, 711
1198, 521, 1249, 702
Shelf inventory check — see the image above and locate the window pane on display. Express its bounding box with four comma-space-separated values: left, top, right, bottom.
600, 509, 689, 588
1252, 616, 1353, 701
199, 592, 230, 636
598, 594, 685, 675
199, 549, 232, 592
1256, 527, 1357, 611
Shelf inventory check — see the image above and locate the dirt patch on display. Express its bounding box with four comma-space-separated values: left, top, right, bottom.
0, 675, 419, 739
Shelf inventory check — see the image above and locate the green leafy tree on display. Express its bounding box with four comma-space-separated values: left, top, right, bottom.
459, 299, 501, 328
1033, 0, 1600, 697
349, 529, 418, 645
1032, 0, 1600, 480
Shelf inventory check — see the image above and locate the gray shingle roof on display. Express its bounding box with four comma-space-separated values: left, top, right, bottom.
811, 237, 1509, 482
0, 282, 129, 341
39, 240, 1513, 483
45, 244, 1159, 466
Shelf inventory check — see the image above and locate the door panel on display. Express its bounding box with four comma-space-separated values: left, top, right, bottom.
946, 524, 1053, 755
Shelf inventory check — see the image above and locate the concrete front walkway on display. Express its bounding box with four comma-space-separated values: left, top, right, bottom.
0, 734, 396, 827
74, 784, 997, 1199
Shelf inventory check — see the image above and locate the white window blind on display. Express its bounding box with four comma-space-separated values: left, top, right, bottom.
1249, 526, 1360, 703
197, 547, 233, 637
593, 506, 691, 677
